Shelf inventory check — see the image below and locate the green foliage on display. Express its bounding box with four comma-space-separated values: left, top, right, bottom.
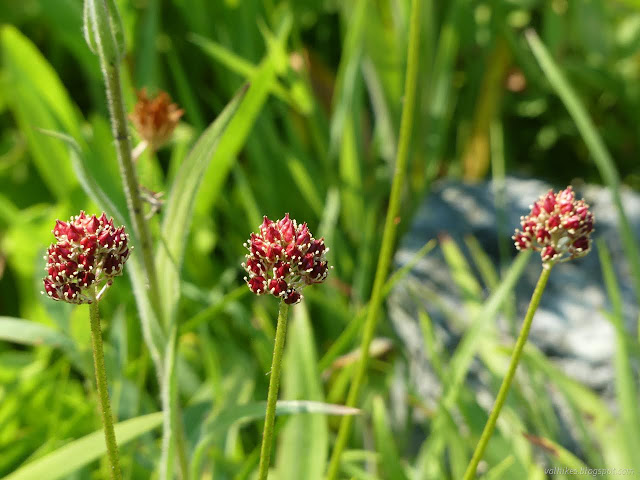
2, 0, 640, 479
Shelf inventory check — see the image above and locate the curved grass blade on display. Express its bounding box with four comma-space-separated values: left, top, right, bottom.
526, 29, 640, 308
4, 413, 163, 480
190, 401, 360, 479
156, 84, 248, 323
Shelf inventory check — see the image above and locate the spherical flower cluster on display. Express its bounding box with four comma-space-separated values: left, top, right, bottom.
513, 186, 595, 264
242, 214, 329, 304
43, 212, 130, 304
129, 88, 183, 150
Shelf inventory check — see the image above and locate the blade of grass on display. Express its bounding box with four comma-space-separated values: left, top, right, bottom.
318, 239, 436, 373
193, 15, 292, 218
415, 250, 532, 475
190, 401, 361, 479
157, 84, 248, 324
4, 413, 163, 480
325, 0, 422, 475
597, 240, 640, 475
276, 303, 328, 480
522, 433, 592, 480
372, 396, 410, 480
188, 33, 299, 110
0, 25, 79, 199
526, 29, 640, 312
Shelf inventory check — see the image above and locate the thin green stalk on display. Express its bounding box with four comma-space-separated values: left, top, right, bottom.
462, 264, 553, 480
86, 0, 163, 325
257, 301, 290, 480
526, 29, 640, 327
89, 298, 122, 480
325, 0, 422, 477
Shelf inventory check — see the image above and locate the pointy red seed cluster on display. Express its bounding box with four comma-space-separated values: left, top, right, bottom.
513, 186, 595, 264
242, 214, 329, 304
43, 212, 130, 304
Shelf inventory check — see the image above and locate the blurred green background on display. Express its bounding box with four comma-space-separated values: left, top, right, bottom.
1, 0, 640, 479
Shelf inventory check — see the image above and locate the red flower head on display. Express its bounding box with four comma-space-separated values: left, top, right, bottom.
242, 214, 329, 304
513, 186, 595, 265
43, 212, 130, 304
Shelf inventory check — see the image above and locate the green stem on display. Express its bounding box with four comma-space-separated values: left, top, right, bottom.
89, 299, 122, 480
257, 301, 290, 480
88, 0, 163, 326
324, 0, 421, 478
462, 264, 553, 480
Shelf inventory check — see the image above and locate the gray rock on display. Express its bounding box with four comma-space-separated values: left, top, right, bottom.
388, 177, 640, 406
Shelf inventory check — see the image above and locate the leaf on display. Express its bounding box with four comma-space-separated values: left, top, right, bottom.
159, 325, 180, 480
38, 130, 129, 228
0, 316, 76, 350
0, 317, 88, 375
156, 84, 248, 323
190, 400, 360, 478
193, 15, 292, 219
416, 251, 532, 475
597, 240, 640, 474
440, 235, 484, 307
372, 396, 409, 480
188, 33, 300, 111
0, 25, 79, 199
4, 413, 163, 480
276, 303, 329, 480
526, 29, 640, 305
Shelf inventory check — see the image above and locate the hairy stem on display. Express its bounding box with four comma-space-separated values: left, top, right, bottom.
87, 2, 188, 478
257, 301, 290, 480
88, 0, 163, 326
462, 264, 553, 480
324, 0, 422, 477
89, 298, 122, 480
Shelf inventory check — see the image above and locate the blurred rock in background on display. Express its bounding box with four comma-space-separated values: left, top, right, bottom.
389, 177, 640, 409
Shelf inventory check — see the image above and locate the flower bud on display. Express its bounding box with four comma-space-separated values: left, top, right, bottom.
513, 186, 594, 265
42, 212, 130, 304
242, 214, 329, 304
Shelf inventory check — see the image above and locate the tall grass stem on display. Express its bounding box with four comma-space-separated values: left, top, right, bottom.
462, 264, 552, 480
257, 301, 290, 480
89, 298, 122, 480
324, 0, 422, 477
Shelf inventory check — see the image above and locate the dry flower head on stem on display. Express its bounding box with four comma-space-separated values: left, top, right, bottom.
129, 88, 184, 150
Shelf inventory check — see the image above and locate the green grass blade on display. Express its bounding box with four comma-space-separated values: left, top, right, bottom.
188, 33, 297, 109
193, 15, 292, 218
156, 84, 248, 323
372, 396, 410, 480
276, 303, 328, 480
526, 29, 640, 306
4, 413, 163, 480
0, 25, 79, 199
597, 240, 640, 474
440, 235, 484, 306
318, 239, 436, 373
416, 251, 532, 474
190, 401, 360, 478
0, 316, 76, 350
